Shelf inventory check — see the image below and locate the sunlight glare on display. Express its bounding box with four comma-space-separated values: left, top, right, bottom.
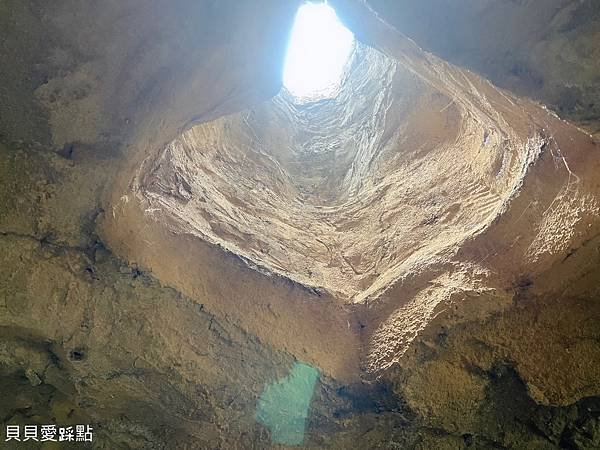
283, 2, 354, 99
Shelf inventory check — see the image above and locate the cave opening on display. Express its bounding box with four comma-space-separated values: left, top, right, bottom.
134, 0, 572, 312
282, 2, 354, 101
139, 28, 518, 303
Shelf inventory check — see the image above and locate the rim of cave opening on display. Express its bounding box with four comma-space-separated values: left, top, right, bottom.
282, 2, 355, 101
137, 1, 528, 304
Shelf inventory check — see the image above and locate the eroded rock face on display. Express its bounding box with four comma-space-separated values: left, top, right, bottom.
104, 11, 600, 379
364, 0, 600, 135
2, 0, 600, 448
0, 0, 299, 155
137, 43, 404, 300
137, 41, 541, 304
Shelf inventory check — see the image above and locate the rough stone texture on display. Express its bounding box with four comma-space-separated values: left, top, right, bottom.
365, 0, 600, 136
2, 0, 600, 449
0, 0, 299, 154
102, 5, 600, 386
141, 45, 408, 296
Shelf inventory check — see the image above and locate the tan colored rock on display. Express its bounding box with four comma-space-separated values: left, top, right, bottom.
99, 2, 600, 408
2, 0, 600, 447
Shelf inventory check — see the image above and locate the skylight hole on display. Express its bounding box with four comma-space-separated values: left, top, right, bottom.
282, 2, 355, 100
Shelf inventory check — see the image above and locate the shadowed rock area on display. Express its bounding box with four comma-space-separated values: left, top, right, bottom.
2, 0, 600, 448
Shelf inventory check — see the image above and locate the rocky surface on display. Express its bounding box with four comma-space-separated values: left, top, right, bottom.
1, 0, 600, 449
363, 0, 600, 136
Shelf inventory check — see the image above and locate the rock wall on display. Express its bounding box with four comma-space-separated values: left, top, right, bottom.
1, 0, 600, 448
365, 0, 600, 135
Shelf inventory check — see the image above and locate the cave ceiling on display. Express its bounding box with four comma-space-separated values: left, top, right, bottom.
1, 0, 600, 448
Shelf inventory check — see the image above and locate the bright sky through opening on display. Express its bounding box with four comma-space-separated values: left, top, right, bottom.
283, 2, 354, 99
